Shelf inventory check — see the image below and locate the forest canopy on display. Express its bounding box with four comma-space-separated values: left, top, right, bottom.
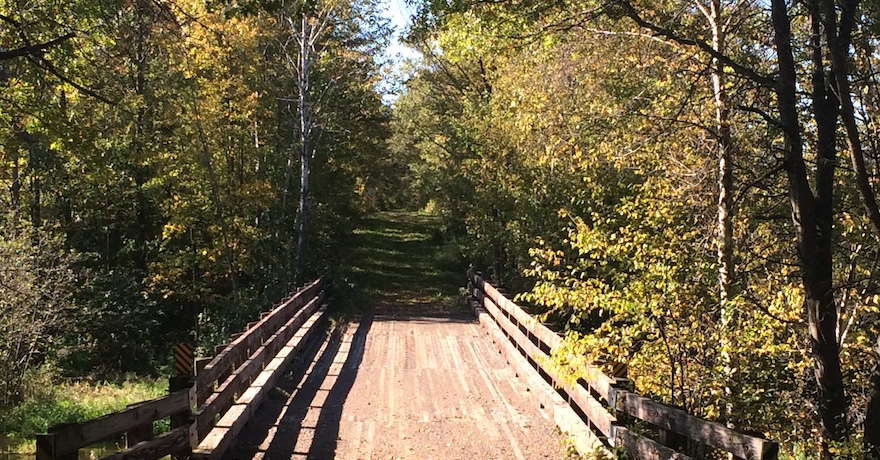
391, 0, 880, 456
0, 0, 394, 402
3, 0, 880, 457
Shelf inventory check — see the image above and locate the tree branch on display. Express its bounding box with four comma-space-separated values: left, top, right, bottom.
610, 0, 775, 87
0, 32, 76, 61
737, 104, 784, 130
26, 55, 115, 104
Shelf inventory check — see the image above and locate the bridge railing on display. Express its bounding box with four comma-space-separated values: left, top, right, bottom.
190, 276, 327, 459
35, 277, 328, 460
467, 269, 779, 460
35, 389, 191, 460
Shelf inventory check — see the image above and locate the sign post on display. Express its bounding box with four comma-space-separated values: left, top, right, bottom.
173, 342, 194, 376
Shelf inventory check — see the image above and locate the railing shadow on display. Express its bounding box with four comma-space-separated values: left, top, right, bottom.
306, 314, 373, 458
224, 315, 373, 459
220, 323, 338, 460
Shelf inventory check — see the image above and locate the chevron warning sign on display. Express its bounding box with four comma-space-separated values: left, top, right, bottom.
173, 342, 194, 375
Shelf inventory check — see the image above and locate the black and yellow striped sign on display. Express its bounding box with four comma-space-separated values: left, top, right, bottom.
173, 342, 194, 375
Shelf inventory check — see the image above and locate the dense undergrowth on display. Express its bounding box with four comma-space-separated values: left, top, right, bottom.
0, 372, 166, 452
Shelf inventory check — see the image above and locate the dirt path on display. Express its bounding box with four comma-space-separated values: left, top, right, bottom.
222, 212, 568, 459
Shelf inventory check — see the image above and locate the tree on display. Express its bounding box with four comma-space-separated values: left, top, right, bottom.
0, 224, 76, 405
399, 0, 880, 454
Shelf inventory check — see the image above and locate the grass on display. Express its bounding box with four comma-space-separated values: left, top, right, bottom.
0, 374, 167, 453
336, 210, 467, 313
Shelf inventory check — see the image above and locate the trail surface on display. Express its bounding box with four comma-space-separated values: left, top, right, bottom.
223, 212, 568, 459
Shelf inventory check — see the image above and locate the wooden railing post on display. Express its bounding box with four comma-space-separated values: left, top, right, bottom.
31, 282, 325, 460
195, 357, 211, 375
125, 418, 153, 448
466, 268, 475, 301
169, 375, 194, 460
658, 427, 688, 452
35, 432, 76, 460
470, 268, 780, 459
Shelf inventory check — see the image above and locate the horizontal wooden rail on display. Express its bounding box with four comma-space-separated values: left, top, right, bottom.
193, 277, 324, 408
99, 426, 190, 460
469, 296, 608, 456
468, 275, 675, 459
35, 389, 189, 460
192, 303, 328, 459
467, 269, 778, 460
191, 291, 326, 445
474, 274, 618, 402
471, 286, 617, 440
615, 391, 778, 459
36, 278, 328, 460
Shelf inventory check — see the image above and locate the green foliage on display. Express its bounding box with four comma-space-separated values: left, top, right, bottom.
0, 0, 393, 422
0, 221, 78, 405
393, 0, 880, 453
0, 375, 166, 441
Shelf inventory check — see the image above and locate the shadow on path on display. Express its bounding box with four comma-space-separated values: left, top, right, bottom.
307, 315, 373, 458
223, 316, 373, 459
220, 323, 338, 460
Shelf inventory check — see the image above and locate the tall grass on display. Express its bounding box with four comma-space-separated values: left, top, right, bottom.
0, 370, 166, 453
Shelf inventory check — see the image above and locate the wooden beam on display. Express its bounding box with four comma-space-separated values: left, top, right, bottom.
100, 426, 190, 460
124, 423, 152, 448
191, 292, 324, 445
471, 273, 618, 403
42, 390, 189, 458
191, 305, 328, 459
469, 298, 609, 458
473, 288, 617, 439
614, 426, 693, 460
470, 274, 779, 460
474, 274, 561, 349
35, 433, 76, 460
194, 277, 324, 406
615, 390, 776, 459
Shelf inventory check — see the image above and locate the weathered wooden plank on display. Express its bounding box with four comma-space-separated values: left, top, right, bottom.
35, 433, 76, 460
613, 426, 693, 460
46, 390, 189, 457
192, 292, 324, 443
553, 402, 607, 457
473, 288, 617, 439
469, 298, 610, 458
471, 273, 618, 403
471, 274, 779, 460
194, 277, 323, 404
474, 274, 561, 349
99, 426, 190, 460
124, 423, 152, 448
191, 305, 328, 460
615, 390, 777, 459
472, 300, 554, 409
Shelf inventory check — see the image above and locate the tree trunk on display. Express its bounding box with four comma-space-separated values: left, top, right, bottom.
709, 0, 734, 315
772, 0, 849, 451
295, 13, 311, 284
705, 0, 737, 432
821, 0, 880, 240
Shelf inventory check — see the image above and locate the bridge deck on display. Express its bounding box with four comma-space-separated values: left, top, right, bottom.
222, 309, 567, 460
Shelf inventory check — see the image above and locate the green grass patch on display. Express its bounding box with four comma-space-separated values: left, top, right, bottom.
0, 376, 166, 452
334, 210, 466, 313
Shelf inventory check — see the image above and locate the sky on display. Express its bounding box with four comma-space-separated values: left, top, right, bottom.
382, 0, 420, 62
377, 0, 421, 102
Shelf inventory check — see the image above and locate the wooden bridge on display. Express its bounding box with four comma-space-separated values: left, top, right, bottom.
35, 272, 779, 460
